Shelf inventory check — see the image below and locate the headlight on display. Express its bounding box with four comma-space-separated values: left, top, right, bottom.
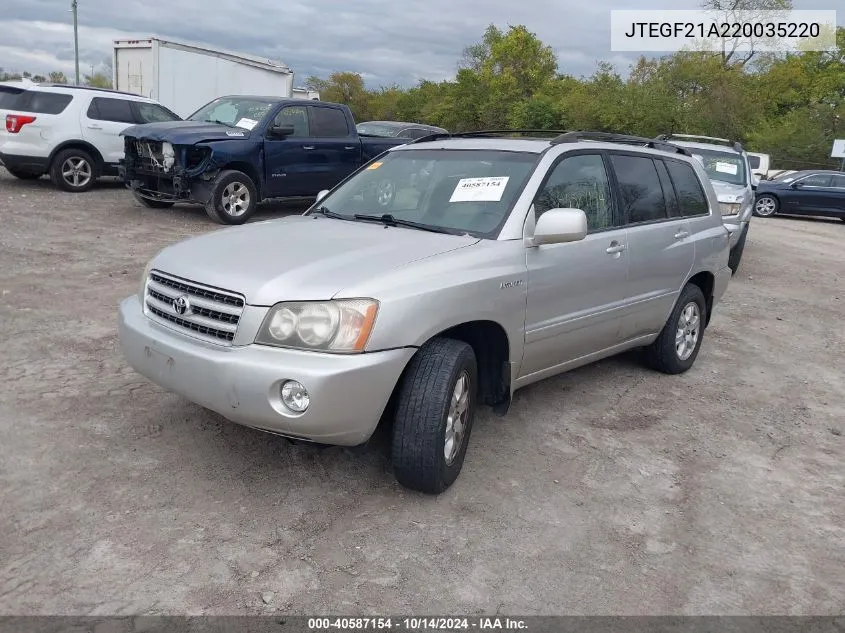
138, 259, 154, 300
255, 299, 379, 353
719, 202, 741, 216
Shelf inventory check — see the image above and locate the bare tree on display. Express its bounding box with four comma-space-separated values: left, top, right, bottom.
701, 0, 794, 67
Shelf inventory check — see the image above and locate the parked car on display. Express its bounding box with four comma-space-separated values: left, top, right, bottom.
0, 84, 181, 191
753, 170, 845, 221
656, 134, 756, 274
118, 130, 731, 494
357, 120, 448, 140
119, 97, 410, 224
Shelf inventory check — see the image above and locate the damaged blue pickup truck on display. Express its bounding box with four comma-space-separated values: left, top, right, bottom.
119, 96, 410, 224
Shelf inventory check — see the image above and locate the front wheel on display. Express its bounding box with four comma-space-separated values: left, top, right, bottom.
643, 283, 707, 375
391, 338, 477, 494
754, 194, 778, 217
133, 192, 175, 209
204, 170, 258, 225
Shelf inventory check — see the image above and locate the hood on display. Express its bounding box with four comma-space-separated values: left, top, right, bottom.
711, 180, 750, 202
151, 215, 480, 305
121, 120, 253, 144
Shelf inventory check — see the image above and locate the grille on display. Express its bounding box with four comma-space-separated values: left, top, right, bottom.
144, 271, 245, 345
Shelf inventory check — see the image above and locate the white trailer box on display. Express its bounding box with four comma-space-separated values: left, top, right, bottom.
113, 38, 294, 118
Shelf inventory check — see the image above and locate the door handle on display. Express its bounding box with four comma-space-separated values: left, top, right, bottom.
606, 242, 627, 255
87, 124, 103, 130
674, 230, 689, 239
344, 145, 356, 150
302, 145, 315, 150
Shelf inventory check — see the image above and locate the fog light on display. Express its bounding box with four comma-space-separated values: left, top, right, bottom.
280, 380, 310, 413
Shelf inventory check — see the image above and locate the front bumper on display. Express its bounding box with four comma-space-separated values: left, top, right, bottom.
118, 295, 415, 446
722, 204, 753, 249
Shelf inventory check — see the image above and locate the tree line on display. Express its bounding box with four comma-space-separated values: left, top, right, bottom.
306, 24, 845, 171
0, 69, 112, 88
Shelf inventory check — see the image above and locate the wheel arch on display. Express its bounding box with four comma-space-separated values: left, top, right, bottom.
685, 270, 715, 327
48, 140, 105, 172
220, 161, 262, 198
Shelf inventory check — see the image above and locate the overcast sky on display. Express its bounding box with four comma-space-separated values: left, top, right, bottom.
1, 0, 841, 87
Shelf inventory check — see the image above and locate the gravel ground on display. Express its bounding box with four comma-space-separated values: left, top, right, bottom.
1, 168, 843, 616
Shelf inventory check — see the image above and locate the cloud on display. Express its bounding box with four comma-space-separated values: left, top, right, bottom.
1, 0, 840, 87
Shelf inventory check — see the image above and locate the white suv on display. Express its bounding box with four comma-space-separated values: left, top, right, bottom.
0, 84, 180, 192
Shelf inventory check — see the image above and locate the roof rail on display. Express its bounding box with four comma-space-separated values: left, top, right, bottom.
34, 83, 144, 98
656, 133, 743, 153
550, 131, 693, 157
405, 129, 568, 145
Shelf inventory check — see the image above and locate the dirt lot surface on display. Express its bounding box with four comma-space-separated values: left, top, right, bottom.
1, 168, 844, 616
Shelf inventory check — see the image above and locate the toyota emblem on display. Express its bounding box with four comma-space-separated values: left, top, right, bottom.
173, 295, 191, 316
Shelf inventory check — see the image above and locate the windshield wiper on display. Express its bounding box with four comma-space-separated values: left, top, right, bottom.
205, 118, 235, 127
353, 213, 462, 235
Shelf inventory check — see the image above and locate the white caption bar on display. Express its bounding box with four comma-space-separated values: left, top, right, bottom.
610, 10, 837, 53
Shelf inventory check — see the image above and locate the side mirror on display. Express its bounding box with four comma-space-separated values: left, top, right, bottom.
531, 208, 588, 246
789, 182, 800, 189
269, 124, 295, 138
315, 189, 329, 203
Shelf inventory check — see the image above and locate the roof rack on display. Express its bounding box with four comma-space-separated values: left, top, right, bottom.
550, 131, 693, 157
656, 133, 743, 153
405, 129, 568, 145
34, 83, 144, 98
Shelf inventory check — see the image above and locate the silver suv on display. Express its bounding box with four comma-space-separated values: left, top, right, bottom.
118, 131, 732, 494
656, 134, 755, 274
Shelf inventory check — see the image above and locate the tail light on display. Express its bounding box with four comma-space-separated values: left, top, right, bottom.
6, 114, 37, 134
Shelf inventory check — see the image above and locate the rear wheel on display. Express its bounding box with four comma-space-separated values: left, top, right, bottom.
643, 283, 707, 375
391, 338, 477, 494
50, 148, 97, 192
754, 194, 778, 217
6, 167, 42, 180
204, 170, 258, 225
133, 192, 175, 209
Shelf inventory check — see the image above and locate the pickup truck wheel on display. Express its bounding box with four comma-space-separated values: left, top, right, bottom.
50, 148, 97, 192
205, 170, 257, 225
133, 192, 175, 209
391, 338, 477, 494
643, 283, 707, 375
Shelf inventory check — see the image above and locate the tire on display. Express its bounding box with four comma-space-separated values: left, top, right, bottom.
728, 222, 748, 275
753, 194, 778, 217
6, 167, 42, 180
133, 192, 175, 209
204, 170, 258, 225
391, 338, 478, 494
364, 178, 396, 209
643, 283, 707, 375
50, 148, 97, 192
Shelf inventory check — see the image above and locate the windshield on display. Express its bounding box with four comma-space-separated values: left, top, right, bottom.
187, 97, 276, 130
312, 148, 540, 238
690, 149, 748, 186
356, 123, 400, 137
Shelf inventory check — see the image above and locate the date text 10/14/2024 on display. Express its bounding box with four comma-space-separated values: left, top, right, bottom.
308, 617, 528, 631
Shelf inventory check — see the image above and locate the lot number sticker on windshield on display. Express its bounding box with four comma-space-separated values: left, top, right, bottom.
715, 161, 738, 175
235, 118, 259, 130
449, 177, 510, 202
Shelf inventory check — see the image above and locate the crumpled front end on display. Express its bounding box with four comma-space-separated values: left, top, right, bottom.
120, 137, 219, 204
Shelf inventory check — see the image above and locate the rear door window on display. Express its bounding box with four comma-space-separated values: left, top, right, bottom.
14, 91, 73, 114
309, 106, 350, 137
609, 153, 668, 224
830, 175, 845, 189
665, 160, 710, 217
87, 97, 136, 123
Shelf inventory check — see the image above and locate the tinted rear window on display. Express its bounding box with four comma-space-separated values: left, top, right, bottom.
87, 97, 135, 123
665, 160, 709, 217
609, 154, 668, 224
15, 91, 73, 114
310, 107, 349, 137
0, 87, 25, 109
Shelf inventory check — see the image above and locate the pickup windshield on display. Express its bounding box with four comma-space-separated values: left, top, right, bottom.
311, 149, 540, 238
187, 97, 276, 130
690, 149, 747, 186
